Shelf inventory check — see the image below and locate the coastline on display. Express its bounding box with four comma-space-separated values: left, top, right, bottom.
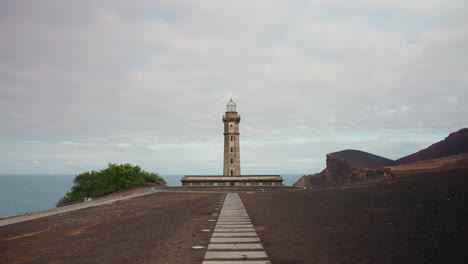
1, 170, 466, 263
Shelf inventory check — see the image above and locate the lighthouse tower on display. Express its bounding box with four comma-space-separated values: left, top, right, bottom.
180, 98, 283, 186
223, 98, 241, 176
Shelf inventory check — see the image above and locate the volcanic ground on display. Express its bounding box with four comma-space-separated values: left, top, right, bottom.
1, 169, 467, 264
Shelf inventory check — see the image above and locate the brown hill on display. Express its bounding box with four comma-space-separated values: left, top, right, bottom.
294, 128, 468, 188
332, 149, 396, 168
390, 153, 468, 176
294, 152, 468, 188
293, 153, 393, 188
397, 128, 468, 164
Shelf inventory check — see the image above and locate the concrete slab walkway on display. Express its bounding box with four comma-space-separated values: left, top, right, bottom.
203, 193, 271, 264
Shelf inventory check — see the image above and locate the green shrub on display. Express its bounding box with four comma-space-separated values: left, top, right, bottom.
58, 163, 165, 206
141, 171, 166, 184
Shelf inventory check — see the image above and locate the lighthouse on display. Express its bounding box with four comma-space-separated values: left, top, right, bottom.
223, 98, 241, 176
180, 99, 283, 186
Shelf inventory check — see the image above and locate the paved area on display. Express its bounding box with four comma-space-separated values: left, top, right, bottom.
203, 193, 271, 264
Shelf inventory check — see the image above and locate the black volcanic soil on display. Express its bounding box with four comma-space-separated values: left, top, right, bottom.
241, 169, 468, 264
0, 192, 223, 264
1, 170, 467, 264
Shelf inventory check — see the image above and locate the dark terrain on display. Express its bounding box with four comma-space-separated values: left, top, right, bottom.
1, 170, 467, 263
242, 168, 468, 264
0, 192, 223, 264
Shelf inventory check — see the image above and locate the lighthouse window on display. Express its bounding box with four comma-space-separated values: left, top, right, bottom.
230, 124, 233, 130
231, 136, 233, 141
231, 159, 233, 164
231, 170, 233, 175
231, 147, 233, 152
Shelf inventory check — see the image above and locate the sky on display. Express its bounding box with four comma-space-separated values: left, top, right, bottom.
1, 0, 467, 175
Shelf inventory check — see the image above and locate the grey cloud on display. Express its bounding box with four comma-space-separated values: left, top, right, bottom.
0, 1, 467, 175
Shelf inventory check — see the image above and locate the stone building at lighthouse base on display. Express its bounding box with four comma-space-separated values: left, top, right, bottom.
181, 175, 283, 186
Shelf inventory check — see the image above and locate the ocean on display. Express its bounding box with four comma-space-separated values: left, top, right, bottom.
0, 173, 303, 219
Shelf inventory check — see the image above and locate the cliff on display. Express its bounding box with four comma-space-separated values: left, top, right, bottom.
294, 153, 393, 187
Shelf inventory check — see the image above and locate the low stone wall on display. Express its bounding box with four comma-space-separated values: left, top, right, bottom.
181, 175, 283, 187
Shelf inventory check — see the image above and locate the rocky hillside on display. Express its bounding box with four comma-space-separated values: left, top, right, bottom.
294, 153, 393, 188
390, 153, 468, 176
397, 128, 468, 164
294, 128, 468, 188
332, 149, 396, 168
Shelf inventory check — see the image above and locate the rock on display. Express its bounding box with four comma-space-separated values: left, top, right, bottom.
293, 154, 394, 188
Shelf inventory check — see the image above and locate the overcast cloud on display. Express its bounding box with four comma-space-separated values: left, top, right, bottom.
1, 0, 467, 175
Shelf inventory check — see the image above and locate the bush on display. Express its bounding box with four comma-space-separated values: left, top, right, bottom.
141, 171, 166, 184
58, 163, 165, 206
